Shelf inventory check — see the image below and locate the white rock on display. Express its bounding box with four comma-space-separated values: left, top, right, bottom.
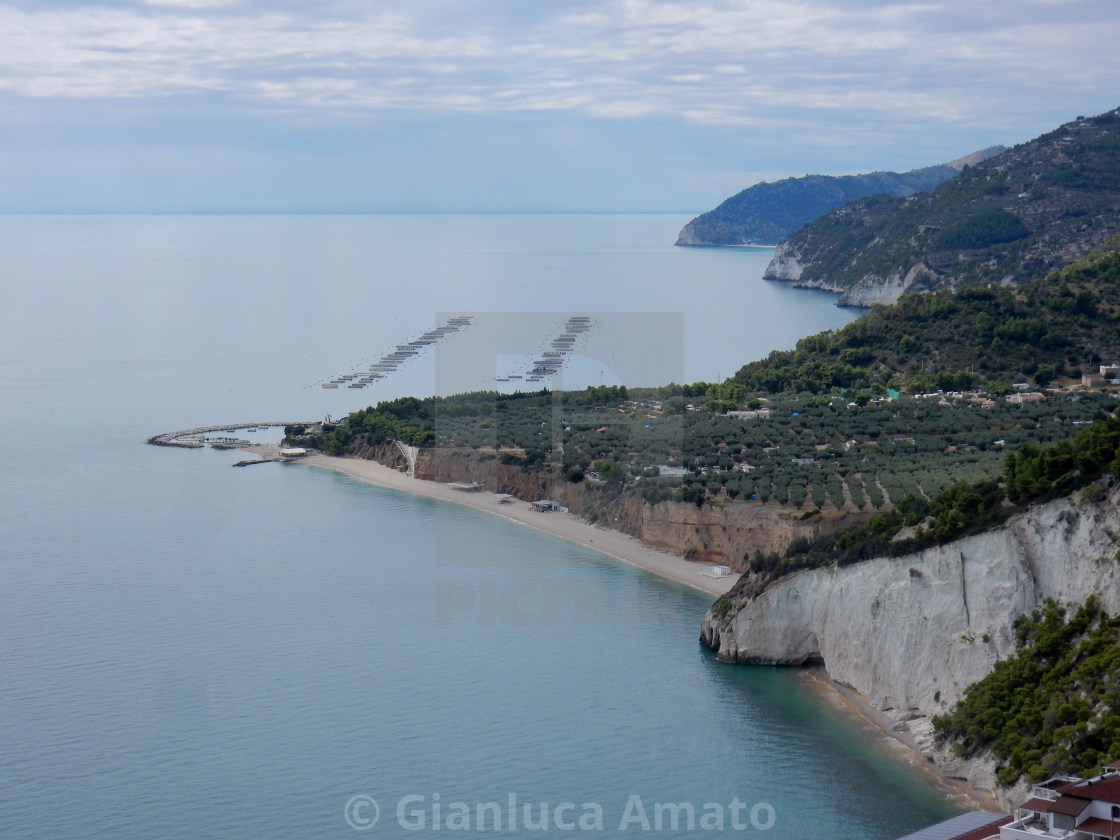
703, 482, 1120, 807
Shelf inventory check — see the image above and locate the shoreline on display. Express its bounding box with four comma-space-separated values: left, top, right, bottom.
797, 668, 1001, 813
292, 452, 739, 598
251, 447, 997, 811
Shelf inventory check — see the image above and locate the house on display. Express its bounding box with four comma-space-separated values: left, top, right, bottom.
1002, 767, 1120, 839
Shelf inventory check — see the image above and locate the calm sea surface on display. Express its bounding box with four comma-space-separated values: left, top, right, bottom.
0, 215, 958, 838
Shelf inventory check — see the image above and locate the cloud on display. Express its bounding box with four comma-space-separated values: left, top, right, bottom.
0, 0, 1115, 130
138, 0, 241, 8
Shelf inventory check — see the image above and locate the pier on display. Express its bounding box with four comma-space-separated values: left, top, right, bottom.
147, 422, 316, 448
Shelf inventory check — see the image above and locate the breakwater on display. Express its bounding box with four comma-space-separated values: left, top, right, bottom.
147, 422, 315, 448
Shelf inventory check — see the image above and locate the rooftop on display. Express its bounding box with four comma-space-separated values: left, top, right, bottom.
893, 811, 1010, 840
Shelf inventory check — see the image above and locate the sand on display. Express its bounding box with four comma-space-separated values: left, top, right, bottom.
254, 448, 997, 809
291, 453, 739, 598
798, 668, 1001, 812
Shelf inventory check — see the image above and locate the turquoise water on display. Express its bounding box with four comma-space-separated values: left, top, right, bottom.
0, 215, 957, 838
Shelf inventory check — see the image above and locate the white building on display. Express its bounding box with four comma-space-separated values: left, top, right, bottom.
1002, 766, 1120, 840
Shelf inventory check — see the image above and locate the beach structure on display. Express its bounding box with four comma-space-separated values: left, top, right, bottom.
530, 499, 562, 512
279, 447, 308, 457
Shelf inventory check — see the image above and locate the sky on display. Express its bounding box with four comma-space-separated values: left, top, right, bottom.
2, 0, 1118, 213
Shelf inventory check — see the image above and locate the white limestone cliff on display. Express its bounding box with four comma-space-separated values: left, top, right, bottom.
764, 243, 937, 307
701, 481, 1120, 807
763, 242, 807, 282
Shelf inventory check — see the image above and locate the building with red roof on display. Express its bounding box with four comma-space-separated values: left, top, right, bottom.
1003, 770, 1120, 839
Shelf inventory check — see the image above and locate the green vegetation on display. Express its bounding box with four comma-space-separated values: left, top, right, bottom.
295, 249, 1120, 523
294, 375, 1116, 522
1006, 414, 1120, 503
306, 395, 444, 452
937, 208, 1030, 250
933, 596, 1120, 785
736, 249, 1120, 394
774, 107, 1120, 295
292, 226, 1120, 587
756, 411, 1120, 580
676, 164, 967, 246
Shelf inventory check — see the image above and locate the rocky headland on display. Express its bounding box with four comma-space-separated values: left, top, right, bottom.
700, 478, 1120, 809
763, 108, 1120, 307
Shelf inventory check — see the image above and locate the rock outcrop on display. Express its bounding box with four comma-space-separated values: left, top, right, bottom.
701, 480, 1120, 808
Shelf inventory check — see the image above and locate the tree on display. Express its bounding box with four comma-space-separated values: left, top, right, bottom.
597, 460, 626, 484
705, 382, 746, 413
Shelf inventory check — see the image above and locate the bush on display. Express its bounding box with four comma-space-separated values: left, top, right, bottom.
938, 208, 1030, 250
933, 596, 1120, 786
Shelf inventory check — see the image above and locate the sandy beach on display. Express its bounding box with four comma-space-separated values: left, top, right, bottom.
258, 449, 1002, 810
292, 453, 740, 598
798, 668, 1001, 812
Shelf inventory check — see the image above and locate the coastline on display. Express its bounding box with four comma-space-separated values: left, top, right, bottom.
250, 447, 999, 811
292, 452, 739, 598
797, 668, 1001, 813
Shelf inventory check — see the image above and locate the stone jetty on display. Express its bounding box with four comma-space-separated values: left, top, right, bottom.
147, 422, 316, 448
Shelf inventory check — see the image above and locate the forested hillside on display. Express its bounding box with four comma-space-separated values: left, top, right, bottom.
934, 596, 1120, 786
676, 165, 960, 246
737, 248, 1120, 395
764, 107, 1120, 305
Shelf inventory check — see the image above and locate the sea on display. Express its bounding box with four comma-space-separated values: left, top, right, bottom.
0, 214, 961, 838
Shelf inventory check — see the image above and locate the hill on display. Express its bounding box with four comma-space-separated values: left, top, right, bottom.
674, 147, 1003, 247
764, 107, 1120, 305
735, 247, 1120, 396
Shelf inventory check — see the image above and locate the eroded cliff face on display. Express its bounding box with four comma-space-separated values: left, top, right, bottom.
352, 444, 856, 569
764, 242, 807, 282
701, 481, 1120, 807
764, 242, 937, 307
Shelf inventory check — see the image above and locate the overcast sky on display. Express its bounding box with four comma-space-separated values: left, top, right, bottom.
2, 0, 1118, 213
